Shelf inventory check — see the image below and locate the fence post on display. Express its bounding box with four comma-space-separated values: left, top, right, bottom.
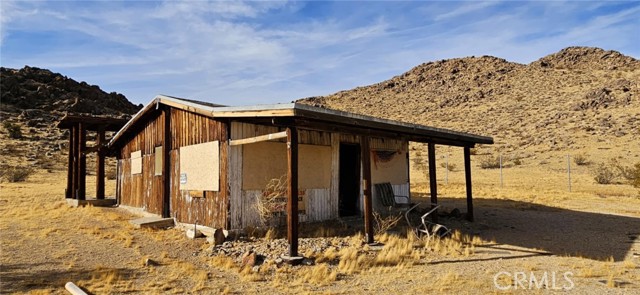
499, 153, 503, 188
445, 153, 449, 185
567, 155, 572, 192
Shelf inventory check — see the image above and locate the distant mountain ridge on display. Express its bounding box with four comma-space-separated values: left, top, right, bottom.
298, 46, 640, 155
1, 66, 140, 118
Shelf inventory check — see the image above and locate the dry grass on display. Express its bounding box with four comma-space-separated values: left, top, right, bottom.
255, 175, 287, 226
372, 211, 402, 236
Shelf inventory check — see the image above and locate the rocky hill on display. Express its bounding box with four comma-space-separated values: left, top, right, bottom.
1, 66, 141, 169
299, 47, 640, 158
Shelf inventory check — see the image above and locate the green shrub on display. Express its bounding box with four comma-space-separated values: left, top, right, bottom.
1, 166, 34, 182
2, 122, 22, 139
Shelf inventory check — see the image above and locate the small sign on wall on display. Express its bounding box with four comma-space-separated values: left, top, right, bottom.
180, 173, 187, 184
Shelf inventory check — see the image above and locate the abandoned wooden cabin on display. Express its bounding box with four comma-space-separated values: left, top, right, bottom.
108, 95, 492, 254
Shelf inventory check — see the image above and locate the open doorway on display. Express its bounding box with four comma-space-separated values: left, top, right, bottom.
339, 143, 360, 217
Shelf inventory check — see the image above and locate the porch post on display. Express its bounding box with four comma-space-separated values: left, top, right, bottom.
361, 136, 374, 244
77, 122, 86, 200
428, 143, 438, 223
464, 147, 474, 222
162, 107, 172, 218
96, 127, 106, 199
66, 127, 75, 199
287, 127, 299, 257
71, 124, 79, 199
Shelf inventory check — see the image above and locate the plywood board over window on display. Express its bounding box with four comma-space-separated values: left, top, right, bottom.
179, 141, 220, 192
242, 141, 331, 190
154, 146, 162, 176
131, 150, 142, 175
371, 149, 408, 185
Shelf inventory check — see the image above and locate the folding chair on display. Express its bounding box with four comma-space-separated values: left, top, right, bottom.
405, 203, 452, 240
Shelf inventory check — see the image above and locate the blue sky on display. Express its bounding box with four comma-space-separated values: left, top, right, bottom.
1, 1, 638, 106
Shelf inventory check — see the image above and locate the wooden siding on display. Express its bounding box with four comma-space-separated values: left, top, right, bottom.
118, 112, 164, 214
229, 122, 335, 229
116, 108, 228, 228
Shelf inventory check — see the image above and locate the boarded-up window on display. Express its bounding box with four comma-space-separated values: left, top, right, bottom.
131, 150, 142, 175
242, 142, 331, 190
179, 141, 219, 191
154, 146, 162, 176
371, 149, 408, 184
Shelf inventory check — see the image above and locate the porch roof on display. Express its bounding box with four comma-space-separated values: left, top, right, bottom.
109, 95, 493, 148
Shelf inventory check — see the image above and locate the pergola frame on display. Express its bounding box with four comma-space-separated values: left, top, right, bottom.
57, 115, 128, 200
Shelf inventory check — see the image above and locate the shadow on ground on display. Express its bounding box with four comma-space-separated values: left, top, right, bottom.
433, 197, 640, 261
0, 263, 137, 294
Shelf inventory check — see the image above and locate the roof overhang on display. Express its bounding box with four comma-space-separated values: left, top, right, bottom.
109, 95, 494, 149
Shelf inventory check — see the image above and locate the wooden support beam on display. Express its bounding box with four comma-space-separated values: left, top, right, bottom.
361, 136, 374, 244
428, 143, 438, 223
464, 147, 474, 222
287, 127, 299, 257
77, 122, 86, 201
229, 131, 288, 146
71, 124, 79, 199
162, 107, 172, 218
96, 128, 105, 200
66, 127, 74, 199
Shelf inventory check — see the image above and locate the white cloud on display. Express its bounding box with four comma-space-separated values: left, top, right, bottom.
1, 1, 638, 105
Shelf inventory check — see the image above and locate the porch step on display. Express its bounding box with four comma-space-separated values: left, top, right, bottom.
130, 217, 175, 229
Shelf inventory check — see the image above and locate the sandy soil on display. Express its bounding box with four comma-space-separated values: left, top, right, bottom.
1, 168, 639, 294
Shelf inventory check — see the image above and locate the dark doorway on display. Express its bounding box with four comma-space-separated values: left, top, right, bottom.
339, 143, 361, 217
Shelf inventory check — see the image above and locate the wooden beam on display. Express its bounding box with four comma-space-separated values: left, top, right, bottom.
428, 143, 438, 223
464, 147, 474, 222
71, 124, 79, 199
162, 107, 172, 218
229, 131, 288, 146
96, 128, 106, 199
77, 122, 86, 201
66, 127, 74, 199
361, 136, 374, 244
287, 127, 299, 257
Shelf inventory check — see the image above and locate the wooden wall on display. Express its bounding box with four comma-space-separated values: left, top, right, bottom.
117, 112, 164, 215
228, 122, 410, 229
116, 108, 228, 228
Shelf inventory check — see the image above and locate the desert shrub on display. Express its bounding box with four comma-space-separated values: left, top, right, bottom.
2, 122, 22, 139
479, 155, 501, 169
106, 167, 117, 180
593, 162, 617, 184
573, 153, 589, 166
439, 162, 456, 171
612, 160, 640, 185
1, 166, 34, 182
373, 212, 402, 236
255, 175, 287, 227
512, 157, 523, 166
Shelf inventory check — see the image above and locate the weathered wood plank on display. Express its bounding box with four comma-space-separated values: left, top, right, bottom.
361, 136, 373, 244
428, 143, 438, 223
229, 131, 288, 146
287, 127, 299, 257
464, 147, 474, 222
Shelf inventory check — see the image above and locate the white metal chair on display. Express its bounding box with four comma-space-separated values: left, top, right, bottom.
405, 203, 452, 240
